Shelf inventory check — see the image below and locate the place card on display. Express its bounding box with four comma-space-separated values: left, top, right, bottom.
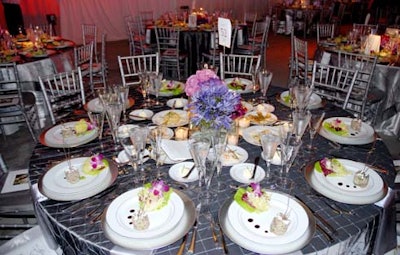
218, 17, 232, 48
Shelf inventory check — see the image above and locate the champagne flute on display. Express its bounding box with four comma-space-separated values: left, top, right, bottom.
151, 72, 164, 107
307, 111, 326, 151
292, 110, 311, 142
120, 136, 141, 177
105, 102, 123, 145
261, 133, 280, 179
148, 124, 163, 177
87, 111, 105, 142
115, 85, 129, 123
258, 69, 273, 103
250, 65, 260, 104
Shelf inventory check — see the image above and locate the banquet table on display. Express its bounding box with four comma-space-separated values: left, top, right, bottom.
28, 86, 396, 255
314, 46, 400, 139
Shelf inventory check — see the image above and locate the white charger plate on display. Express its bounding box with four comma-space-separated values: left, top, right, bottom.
304, 159, 388, 204
152, 110, 189, 127
279, 91, 323, 109
103, 190, 195, 250
227, 191, 309, 245
41, 121, 98, 148
224, 78, 254, 94
230, 163, 265, 184
319, 117, 375, 145
242, 125, 280, 146
106, 187, 184, 239
219, 193, 315, 254
168, 162, 199, 183
38, 157, 118, 201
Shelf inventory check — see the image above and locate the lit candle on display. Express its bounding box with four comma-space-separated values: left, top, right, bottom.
238, 117, 250, 128
227, 133, 239, 145
175, 127, 189, 140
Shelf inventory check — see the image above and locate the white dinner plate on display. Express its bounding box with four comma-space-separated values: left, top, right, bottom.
152, 110, 189, 127
279, 91, 323, 109
224, 78, 254, 94
319, 117, 375, 145
129, 109, 154, 120
241, 125, 280, 146
245, 111, 278, 125
220, 145, 249, 166
150, 80, 185, 97
230, 163, 265, 184
227, 191, 309, 245
85, 97, 134, 113
106, 187, 184, 239
168, 162, 199, 183
304, 158, 387, 204
38, 157, 118, 201
166, 98, 188, 109
219, 192, 315, 254
148, 125, 174, 140
42, 121, 98, 148
103, 190, 196, 250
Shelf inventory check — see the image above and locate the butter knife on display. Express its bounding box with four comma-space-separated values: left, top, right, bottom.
182, 164, 196, 179
250, 156, 260, 180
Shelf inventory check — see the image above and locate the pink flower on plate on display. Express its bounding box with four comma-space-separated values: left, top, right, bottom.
185, 69, 218, 97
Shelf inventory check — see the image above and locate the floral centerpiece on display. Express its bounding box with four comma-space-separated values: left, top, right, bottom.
185, 69, 246, 129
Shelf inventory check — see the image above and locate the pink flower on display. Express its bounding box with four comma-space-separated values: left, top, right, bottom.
185, 69, 218, 97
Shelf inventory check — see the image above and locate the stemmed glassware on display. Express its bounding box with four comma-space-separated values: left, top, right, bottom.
258, 69, 273, 103
87, 111, 105, 144
120, 134, 142, 178
250, 66, 260, 104
189, 131, 211, 190
150, 72, 164, 107
131, 125, 149, 174
209, 129, 228, 191
279, 132, 302, 189
293, 82, 313, 113
261, 133, 281, 181
105, 102, 123, 145
292, 110, 311, 142
307, 111, 326, 151
148, 124, 163, 177
139, 71, 153, 108
115, 85, 130, 123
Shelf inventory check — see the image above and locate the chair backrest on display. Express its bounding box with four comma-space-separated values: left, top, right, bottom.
316, 23, 335, 44
337, 51, 377, 119
74, 42, 94, 69
154, 26, 181, 56
219, 53, 261, 80
353, 23, 378, 35
126, 17, 147, 55
139, 10, 154, 33
292, 33, 310, 83
118, 53, 160, 87
311, 62, 359, 111
0, 62, 21, 104
38, 68, 86, 125
244, 12, 258, 37
82, 23, 98, 61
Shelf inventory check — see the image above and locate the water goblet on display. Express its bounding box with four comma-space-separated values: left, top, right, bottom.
293, 83, 312, 113
261, 133, 280, 180
258, 69, 273, 103
292, 110, 311, 142
148, 124, 163, 177
307, 111, 326, 151
120, 136, 142, 177
280, 133, 302, 180
130, 125, 149, 174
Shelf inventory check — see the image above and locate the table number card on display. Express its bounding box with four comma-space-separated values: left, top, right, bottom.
218, 17, 232, 48
364, 34, 381, 55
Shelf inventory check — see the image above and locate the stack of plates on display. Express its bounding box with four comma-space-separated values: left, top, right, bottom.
219, 191, 315, 254
103, 189, 195, 250
319, 117, 375, 145
304, 159, 387, 204
38, 157, 117, 201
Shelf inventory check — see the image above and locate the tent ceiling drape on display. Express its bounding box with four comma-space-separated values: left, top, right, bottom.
2, 0, 277, 43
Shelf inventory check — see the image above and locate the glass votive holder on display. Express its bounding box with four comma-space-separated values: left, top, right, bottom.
175, 127, 189, 140
238, 117, 250, 128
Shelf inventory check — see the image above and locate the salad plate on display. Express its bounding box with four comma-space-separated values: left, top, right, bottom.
224, 78, 254, 94
84, 97, 135, 113
150, 80, 185, 97
40, 121, 98, 148
168, 162, 199, 182
220, 145, 248, 166
152, 110, 189, 127
219, 192, 315, 254
38, 157, 118, 201
105, 187, 184, 239
229, 163, 265, 184
319, 117, 375, 145
304, 158, 387, 204
117, 149, 150, 164
242, 125, 280, 146
103, 190, 195, 250
245, 111, 278, 125
278, 91, 324, 109
129, 109, 154, 120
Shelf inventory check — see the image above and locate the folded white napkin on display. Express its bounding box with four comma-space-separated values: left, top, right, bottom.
374, 187, 394, 208
161, 139, 192, 161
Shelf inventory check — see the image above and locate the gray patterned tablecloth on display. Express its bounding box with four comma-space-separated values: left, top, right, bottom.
28, 86, 396, 255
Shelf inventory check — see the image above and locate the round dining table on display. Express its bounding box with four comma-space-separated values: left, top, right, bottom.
28, 86, 396, 255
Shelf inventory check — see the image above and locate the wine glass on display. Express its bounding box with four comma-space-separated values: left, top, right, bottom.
280, 133, 302, 182
130, 125, 149, 174
258, 69, 273, 103
151, 72, 164, 107
293, 82, 312, 113
307, 111, 326, 151
139, 70, 150, 107
120, 136, 142, 175
292, 110, 311, 142
105, 102, 123, 145
148, 124, 163, 177
87, 111, 105, 143
261, 133, 280, 180
115, 85, 130, 123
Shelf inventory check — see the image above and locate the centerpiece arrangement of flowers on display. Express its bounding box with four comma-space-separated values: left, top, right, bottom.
185, 69, 246, 129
